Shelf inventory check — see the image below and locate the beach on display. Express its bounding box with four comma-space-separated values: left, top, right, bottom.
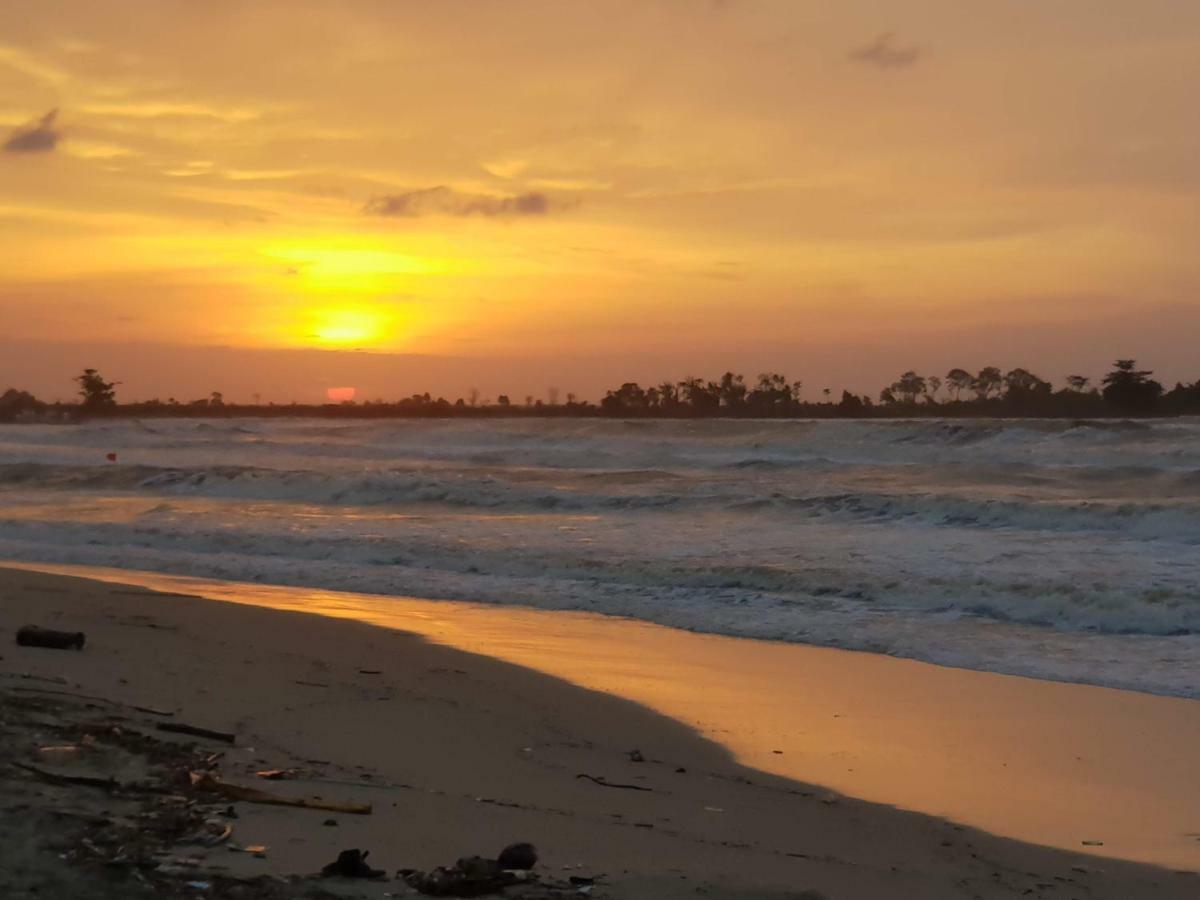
3, 565, 1197, 899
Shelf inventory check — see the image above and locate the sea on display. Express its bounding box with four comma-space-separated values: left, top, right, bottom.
1, 417, 1197, 698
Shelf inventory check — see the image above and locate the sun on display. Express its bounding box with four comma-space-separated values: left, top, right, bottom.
309, 308, 386, 346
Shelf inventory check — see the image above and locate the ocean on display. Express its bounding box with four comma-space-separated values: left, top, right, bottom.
1, 416, 1197, 697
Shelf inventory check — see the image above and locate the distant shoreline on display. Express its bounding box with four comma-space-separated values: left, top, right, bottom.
6, 360, 1198, 420
4, 404, 1197, 422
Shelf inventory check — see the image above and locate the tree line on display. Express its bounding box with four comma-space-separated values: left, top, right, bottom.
1, 360, 1199, 422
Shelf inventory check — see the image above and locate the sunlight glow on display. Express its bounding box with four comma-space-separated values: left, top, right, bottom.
305, 306, 392, 347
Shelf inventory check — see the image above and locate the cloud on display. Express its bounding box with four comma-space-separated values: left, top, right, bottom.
3, 109, 60, 153
850, 33, 924, 69
364, 186, 558, 218
79, 101, 259, 123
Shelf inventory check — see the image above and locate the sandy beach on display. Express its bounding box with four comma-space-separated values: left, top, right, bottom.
2, 565, 1197, 899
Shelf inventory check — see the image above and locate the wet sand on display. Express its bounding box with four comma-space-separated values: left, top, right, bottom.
2, 563, 1198, 898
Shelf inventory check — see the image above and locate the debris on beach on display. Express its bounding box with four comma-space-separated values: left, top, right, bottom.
397, 842, 608, 898
189, 771, 373, 814
255, 767, 302, 780
403, 856, 531, 897
16, 624, 86, 650
575, 773, 653, 792
157, 721, 238, 744
321, 848, 387, 879
497, 842, 538, 870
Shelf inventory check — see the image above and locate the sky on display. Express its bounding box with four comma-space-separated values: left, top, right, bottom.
2, 0, 1198, 403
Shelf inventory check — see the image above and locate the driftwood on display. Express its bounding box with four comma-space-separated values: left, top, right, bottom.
575, 774, 654, 792
16, 626, 86, 651
157, 722, 237, 744
13, 761, 117, 791
189, 772, 372, 815
8, 685, 173, 717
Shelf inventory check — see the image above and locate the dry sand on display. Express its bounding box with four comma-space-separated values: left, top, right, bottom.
1, 565, 1197, 899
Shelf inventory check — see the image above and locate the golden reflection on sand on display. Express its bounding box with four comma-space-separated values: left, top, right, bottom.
10, 562, 1200, 870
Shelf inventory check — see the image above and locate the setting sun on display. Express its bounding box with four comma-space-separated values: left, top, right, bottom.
304, 306, 391, 348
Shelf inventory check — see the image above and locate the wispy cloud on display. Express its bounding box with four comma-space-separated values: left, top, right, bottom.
3, 108, 61, 153
850, 33, 924, 69
364, 186, 559, 218
80, 101, 260, 122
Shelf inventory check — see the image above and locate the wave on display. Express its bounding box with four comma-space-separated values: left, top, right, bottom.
2, 416, 1199, 698
1, 458, 1199, 542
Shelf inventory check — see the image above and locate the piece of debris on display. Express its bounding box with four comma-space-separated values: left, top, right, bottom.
497, 842, 538, 870
575, 773, 653, 792
185, 820, 233, 847
190, 771, 372, 815
131, 703, 175, 717
16, 625, 86, 650
1082, 839, 1105, 846
13, 761, 117, 791
404, 862, 523, 897
255, 768, 300, 780
627, 749, 644, 763
322, 848, 386, 879
158, 722, 237, 744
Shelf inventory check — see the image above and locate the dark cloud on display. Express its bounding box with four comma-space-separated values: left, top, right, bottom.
364, 186, 557, 218
3, 109, 61, 153
850, 33, 924, 69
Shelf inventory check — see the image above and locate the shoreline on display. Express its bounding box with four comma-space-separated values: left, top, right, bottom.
2, 562, 1198, 894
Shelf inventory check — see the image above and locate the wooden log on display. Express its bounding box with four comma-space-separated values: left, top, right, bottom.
16, 626, 85, 650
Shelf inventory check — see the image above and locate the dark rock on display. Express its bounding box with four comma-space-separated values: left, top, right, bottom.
497, 842, 538, 870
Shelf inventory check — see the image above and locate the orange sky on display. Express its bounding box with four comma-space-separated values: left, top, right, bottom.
2, 1, 1198, 401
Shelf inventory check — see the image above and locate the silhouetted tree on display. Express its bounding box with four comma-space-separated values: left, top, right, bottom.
680, 376, 720, 413
717, 372, 747, 409
1065, 375, 1090, 393
924, 376, 942, 404
838, 390, 866, 415
945, 368, 973, 402
890, 371, 926, 404
1102, 359, 1162, 414
973, 367, 1003, 401
76, 369, 117, 411
657, 381, 680, 411
1003, 368, 1052, 406
601, 382, 651, 414
0, 388, 44, 422
748, 373, 791, 414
